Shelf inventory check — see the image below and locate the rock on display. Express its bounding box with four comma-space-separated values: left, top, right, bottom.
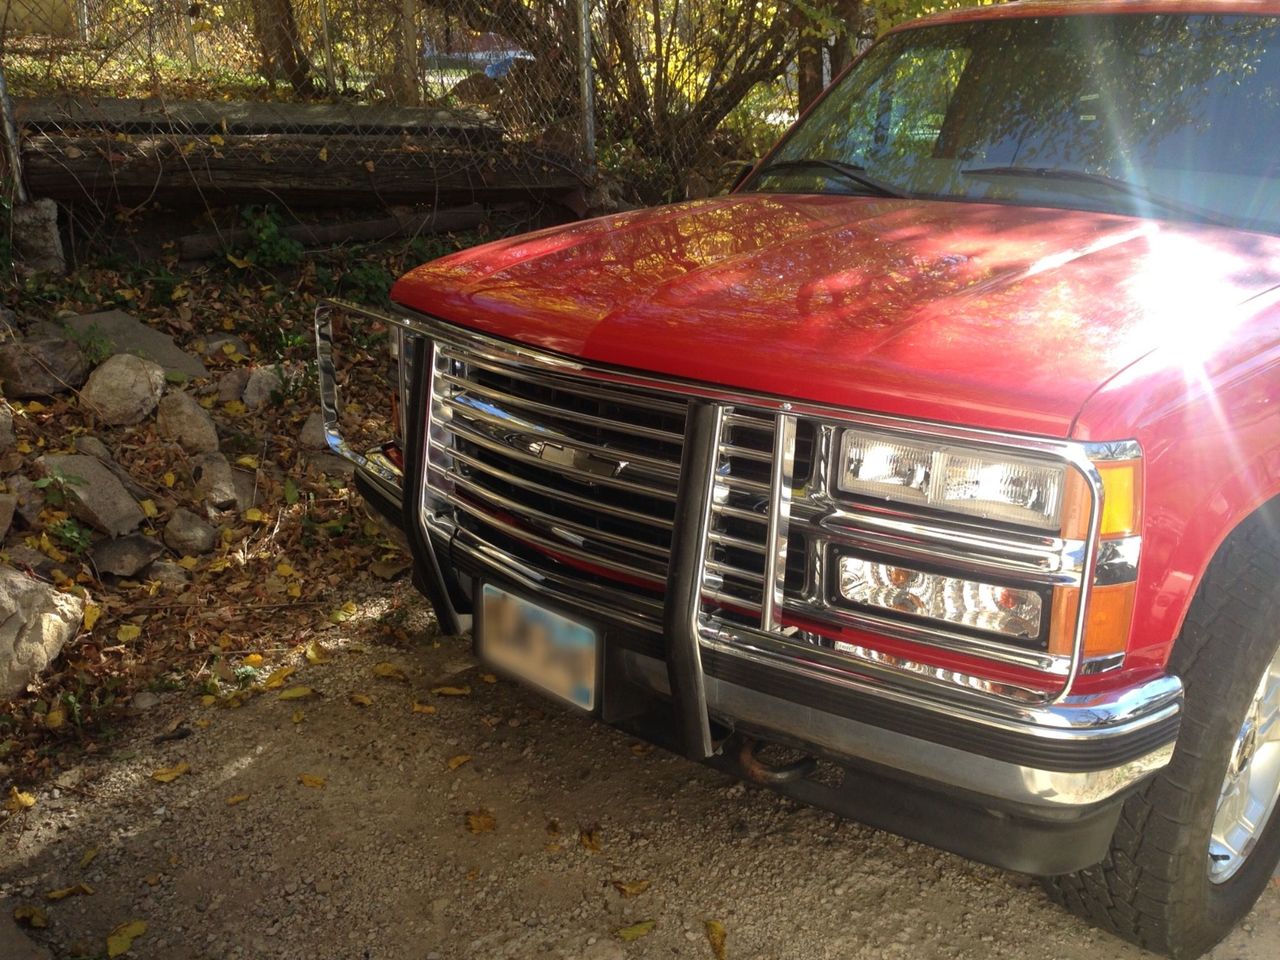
242, 366, 282, 410
5, 476, 44, 528
307, 452, 355, 478
89, 534, 165, 577
0, 404, 13, 451
4, 545, 56, 577
10, 197, 65, 275
156, 391, 219, 454
218, 367, 251, 403
193, 453, 237, 510
130, 690, 161, 712
38, 455, 144, 536
0, 494, 15, 540
232, 469, 260, 511
0, 564, 85, 697
144, 559, 190, 587
0, 911, 52, 960
163, 508, 216, 555
299, 411, 327, 450
71, 436, 150, 499
201, 334, 249, 361
60, 309, 208, 378
0, 338, 88, 397
79, 354, 165, 425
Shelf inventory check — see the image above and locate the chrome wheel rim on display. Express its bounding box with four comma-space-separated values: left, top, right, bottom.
1208, 644, 1280, 883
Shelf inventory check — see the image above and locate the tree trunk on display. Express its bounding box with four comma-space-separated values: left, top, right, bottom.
794, 7, 825, 114
253, 0, 315, 97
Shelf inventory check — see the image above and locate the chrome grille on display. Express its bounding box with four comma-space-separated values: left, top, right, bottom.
426, 345, 687, 592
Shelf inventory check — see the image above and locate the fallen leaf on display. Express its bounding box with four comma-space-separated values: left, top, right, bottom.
144, 874, 160, 887
262, 666, 295, 689
223, 398, 247, 415
278, 685, 316, 701
150, 762, 190, 783
44, 882, 94, 901
630, 742, 654, 756
349, 692, 373, 707
13, 903, 47, 928
329, 600, 357, 623
162, 471, 176, 488
193, 717, 211, 729
242, 653, 264, 667
706, 919, 728, 959
291, 709, 304, 724
177, 555, 199, 571
411, 702, 436, 715
284, 477, 300, 505
611, 879, 651, 898
373, 662, 408, 681
83, 602, 102, 631
243, 507, 265, 523
5, 786, 36, 812
447, 754, 471, 770
106, 919, 147, 957
480, 673, 497, 684
235, 455, 258, 469
117, 624, 141, 643
615, 920, 656, 943
465, 810, 496, 833
225, 793, 251, 806
297, 774, 326, 789
45, 705, 66, 730
80, 847, 99, 869
318, 146, 329, 162
305, 640, 330, 665
277, 562, 298, 578
139, 499, 158, 518
580, 827, 602, 852
431, 684, 470, 697
369, 558, 410, 580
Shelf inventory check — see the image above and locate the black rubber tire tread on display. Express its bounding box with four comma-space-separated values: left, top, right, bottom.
1045, 511, 1280, 958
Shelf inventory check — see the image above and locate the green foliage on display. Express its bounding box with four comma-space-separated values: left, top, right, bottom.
33, 468, 85, 508
336, 261, 394, 303
48, 518, 93, 555
236, 205, 304, 270
64, 322, 114, 365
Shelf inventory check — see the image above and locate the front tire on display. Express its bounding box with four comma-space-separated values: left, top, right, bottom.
1048, 513, 1280, 959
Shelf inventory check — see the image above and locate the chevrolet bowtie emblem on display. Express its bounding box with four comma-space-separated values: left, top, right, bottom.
532, 441, 629, 479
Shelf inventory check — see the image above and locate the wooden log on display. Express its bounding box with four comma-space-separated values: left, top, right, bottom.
176, 204, 486, 260
19, 132, 582, 206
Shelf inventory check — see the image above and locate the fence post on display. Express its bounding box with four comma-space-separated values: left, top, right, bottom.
0, 65, 28, 204
319, 0, 338, 96
578, 0, 596, 170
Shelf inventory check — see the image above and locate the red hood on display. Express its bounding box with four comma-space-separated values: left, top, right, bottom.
391, 194, 1280, 436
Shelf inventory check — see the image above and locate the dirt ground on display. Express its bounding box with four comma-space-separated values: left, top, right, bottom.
2, 576, 1278, 960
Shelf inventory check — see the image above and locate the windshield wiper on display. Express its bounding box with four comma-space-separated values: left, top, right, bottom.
754, 158, 906, 198
959, 165, 1234, 228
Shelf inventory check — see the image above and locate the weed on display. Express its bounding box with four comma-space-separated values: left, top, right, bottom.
236, 205, 304, 270
33, 467, 86, 508
64, 321, 113, 365
48, 517, 93, 555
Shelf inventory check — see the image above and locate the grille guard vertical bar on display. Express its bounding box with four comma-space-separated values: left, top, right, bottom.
761, 413, 798, 631
665, 401, 725, 760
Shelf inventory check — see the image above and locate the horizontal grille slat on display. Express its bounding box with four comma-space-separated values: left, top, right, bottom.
453, 353, 688, 416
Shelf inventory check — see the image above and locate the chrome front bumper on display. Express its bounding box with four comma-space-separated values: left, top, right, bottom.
316, 299, 1182, 815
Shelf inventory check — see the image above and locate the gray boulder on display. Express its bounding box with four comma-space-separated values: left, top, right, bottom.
0, 403, 13, 452
299, 411, 327, 450
217, 367, 250, 403
0, 564, 85, 697
0, 338, 88, 397
156, 391, 219, 454
38, 455, 144, 536
5, 476, 44, 528
79, 354, 165, 425
71, 436, 150, 500
0, 493, 16, 540
90, 534, 165, 577
144, 559, 191, 587
241, 366, 282, 410
61, 309, 208, 378
163, 507, 216, 555
10, 198, 65, 275
193, 453, 237, 510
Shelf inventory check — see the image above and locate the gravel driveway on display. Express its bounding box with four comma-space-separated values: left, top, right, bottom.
3, 579, 1277, 960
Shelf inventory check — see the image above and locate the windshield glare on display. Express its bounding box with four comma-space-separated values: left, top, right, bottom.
752, 14, 1280, 234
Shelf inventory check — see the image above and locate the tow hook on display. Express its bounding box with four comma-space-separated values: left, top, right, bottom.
737, 736, 818, 785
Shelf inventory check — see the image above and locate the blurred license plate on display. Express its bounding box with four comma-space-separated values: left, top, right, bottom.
479, 584, 597, 710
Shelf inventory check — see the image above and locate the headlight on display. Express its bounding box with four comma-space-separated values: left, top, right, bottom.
837, 430, 1065, 530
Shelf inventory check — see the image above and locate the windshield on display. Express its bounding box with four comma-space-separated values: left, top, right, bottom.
749, 13, 1280, 234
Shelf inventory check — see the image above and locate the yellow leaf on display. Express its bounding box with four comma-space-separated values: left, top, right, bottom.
208, 133, 225, 146
194, 717, 211, 729
15, 439, 32, 454
162, 471, 176, 488
349, 692, 373, 707
139, 499, 158, 518
44, 882, 93, 900
242, 653, 264, 667
446, 754, 471, 770
430, 685, 470, 697
24, 400, 46, 413
615, 920, 656, 943
45, 705, 65, 729
373, 661, 408, 681
117, 624, 141, 643
287, 583, 302, 598
465, 810, 495, 833
480, 672, 497, 684
297, 773, 326, 789
82, 602, 101, 631
106, 919, 147, 957
580, 827, 602, 852
243, 507, 265, 523
706, 919, 728, 960
291, 709, 304, 724
276, 562, 297, 577
80, 847, 99, 869
277, 685, 316, 701
318, 146, 329, 161
305, 640, 330, 664
411, 701, 436, 715
225, 793, 250, 806
150, 762, 190, 783
223, 399, 247, 416
13, 903, 47, 928
329, 600, 358, 624
5, 786, 36, 812
235, 455, 258, 469
611, 879, 651, 898
177, 555, 199, 570
262, 665, 295, 689
200, 694, 217, 706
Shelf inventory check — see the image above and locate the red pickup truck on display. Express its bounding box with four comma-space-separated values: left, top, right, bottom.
316, 2, 1280, 956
